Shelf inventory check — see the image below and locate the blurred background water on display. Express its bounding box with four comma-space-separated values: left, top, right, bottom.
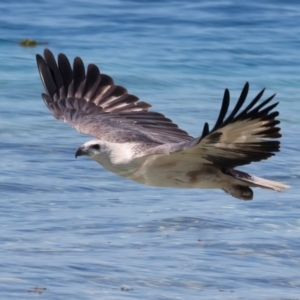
0, 0, 299, 299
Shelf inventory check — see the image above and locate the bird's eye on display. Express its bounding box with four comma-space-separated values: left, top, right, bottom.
91, 144, 100, 150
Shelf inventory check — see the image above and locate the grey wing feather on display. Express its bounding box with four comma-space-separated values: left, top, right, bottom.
36, 49, 192, 144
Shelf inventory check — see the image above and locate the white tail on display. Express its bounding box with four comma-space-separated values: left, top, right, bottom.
247, 175, 290, 191
225, 168, 290, 192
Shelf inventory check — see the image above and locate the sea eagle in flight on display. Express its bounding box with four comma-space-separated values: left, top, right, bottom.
36, 49, 290, 200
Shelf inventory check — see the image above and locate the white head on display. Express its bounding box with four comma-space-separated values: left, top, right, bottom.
75, 140, 105, 160
75, 139, 135, 166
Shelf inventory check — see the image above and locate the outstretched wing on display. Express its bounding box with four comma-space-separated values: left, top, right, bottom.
159, 83, 281, 168
36, 49, 192, 144
37, 49, 282, 168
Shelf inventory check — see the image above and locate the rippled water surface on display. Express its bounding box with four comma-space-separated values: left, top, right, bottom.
0, 0, 300, 299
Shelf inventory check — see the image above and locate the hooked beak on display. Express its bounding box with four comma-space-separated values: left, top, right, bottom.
75, 146, 85, 159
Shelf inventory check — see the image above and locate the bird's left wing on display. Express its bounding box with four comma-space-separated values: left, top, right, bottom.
147, 83, 281, 168
36, 49, 192, 145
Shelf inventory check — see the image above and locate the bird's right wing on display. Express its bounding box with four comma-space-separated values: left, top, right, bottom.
146, 83, 281, 168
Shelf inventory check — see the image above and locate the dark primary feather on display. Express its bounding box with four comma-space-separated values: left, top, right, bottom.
212, 88, 230, 131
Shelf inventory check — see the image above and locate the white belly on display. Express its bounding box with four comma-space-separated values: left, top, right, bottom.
96, 154, 225, 189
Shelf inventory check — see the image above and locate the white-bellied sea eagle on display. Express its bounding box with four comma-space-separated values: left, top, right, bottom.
36, 49, 290, 200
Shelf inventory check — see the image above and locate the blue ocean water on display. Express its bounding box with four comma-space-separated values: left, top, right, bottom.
0, 0, 299, 299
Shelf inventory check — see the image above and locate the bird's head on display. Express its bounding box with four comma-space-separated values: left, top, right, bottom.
75, 140, 104, 159
75, 139, 135, 166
